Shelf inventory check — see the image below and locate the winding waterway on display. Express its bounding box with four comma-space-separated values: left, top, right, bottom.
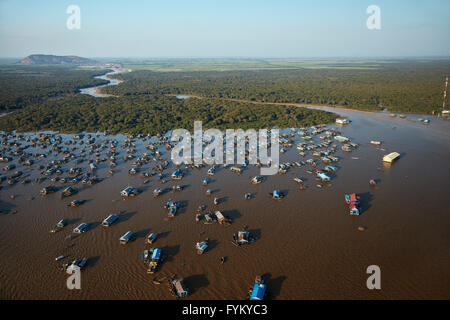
79, 68, 130, 97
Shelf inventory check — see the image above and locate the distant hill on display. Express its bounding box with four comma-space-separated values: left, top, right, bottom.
18, 54, 97, 65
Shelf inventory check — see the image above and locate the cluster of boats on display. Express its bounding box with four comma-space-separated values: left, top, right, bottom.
142, 248, 162, 273
195, 210, 231, 225
1, 119, 380, 299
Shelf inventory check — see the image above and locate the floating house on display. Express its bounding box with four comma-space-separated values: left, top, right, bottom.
119, 231, 135, 244
249, 276, 267, 300
336, 118, 351, 125
324, 165, 337, 172
172, 278, 189, 298
195, 240, 208, 254
215, 211, 230, 225
271, 189, 283, 200
147, 233, 157, 244
56, 219, 67, 228
345, 193, 361, 215
121, 186, 138, 197
147, 248, 161, 274
317, 172, 331, 182
171, 169, 183, 180
40, 186, 57, 195
383, 152, 400, 163
232, 231, 256, 246
73, 223, 90, 234
334, 135, 349, 143
102, 214, 119, 226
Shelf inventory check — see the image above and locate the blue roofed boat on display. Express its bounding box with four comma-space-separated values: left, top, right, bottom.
249, 276, 266, 300
324, 165, 337, 172
250, 283, 266, 300
270, 189, 284, 200
152, 248, 161, 260
171, 169, 183, 180
119, 231, 135, 244
101, 214, 119, 226
317, 172, 331, 182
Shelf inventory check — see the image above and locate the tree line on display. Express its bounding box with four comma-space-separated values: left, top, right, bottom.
0, 94, 336, 134
0, 65, 109, 111
102, 60, 450, 114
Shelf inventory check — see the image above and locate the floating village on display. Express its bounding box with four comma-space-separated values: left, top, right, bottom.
0, 117, 402, 299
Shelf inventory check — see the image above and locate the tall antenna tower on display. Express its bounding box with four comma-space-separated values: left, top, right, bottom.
442, 75, 449, 116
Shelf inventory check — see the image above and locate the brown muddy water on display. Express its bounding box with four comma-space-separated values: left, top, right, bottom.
0, 109, 449, 300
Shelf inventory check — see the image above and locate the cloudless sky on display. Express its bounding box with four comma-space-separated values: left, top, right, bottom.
0, 0, 449, 58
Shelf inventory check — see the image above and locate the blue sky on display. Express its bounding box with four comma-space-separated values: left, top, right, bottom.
0, 0, 449, 58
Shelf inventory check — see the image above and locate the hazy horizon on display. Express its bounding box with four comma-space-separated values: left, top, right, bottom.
1, 0, 449, 58
3, 55, 450, 60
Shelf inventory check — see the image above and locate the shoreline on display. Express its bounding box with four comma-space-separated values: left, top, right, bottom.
168, 94, 439, 122
80, 67, 128, 98
168, 94, 385, 115
1, 99, 439, 135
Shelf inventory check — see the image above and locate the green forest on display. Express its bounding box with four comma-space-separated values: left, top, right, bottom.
0, 94, 336, 135
1, 59, 448, 134
103, 60, 450, 114
0, 65, 108, 111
